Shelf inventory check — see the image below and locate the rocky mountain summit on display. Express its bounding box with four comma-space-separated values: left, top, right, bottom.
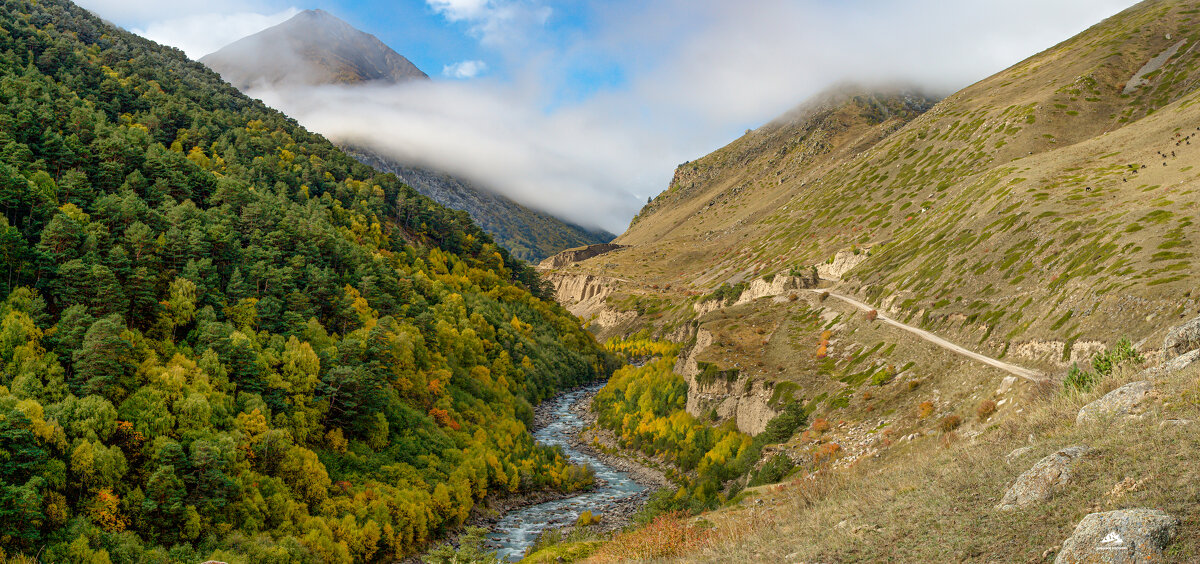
200, 9, 427, 89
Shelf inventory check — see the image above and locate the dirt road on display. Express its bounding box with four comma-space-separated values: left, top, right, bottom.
811, 290, 1047, 382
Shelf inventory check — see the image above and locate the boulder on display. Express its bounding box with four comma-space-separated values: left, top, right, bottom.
1055, 509, 1178, 563
996, 446, 1092, 511
1076, 381, 1154, 425
1162, 315, 1200, 358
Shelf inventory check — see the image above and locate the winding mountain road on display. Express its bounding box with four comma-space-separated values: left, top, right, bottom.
810, 290, 1047, 382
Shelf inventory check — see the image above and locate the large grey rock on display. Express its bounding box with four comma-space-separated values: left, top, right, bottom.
1076, 381, 1154, 425
1055, 509, 1178, 563
996, 446, 1092, 511
1162, 315, 1200, 358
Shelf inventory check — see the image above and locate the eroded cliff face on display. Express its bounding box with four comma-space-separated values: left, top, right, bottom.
694, 274, 819, 314
675, 329, 780, 435
538, 243, 627, 270
543, 272, 637, 330
817, 250, 869, 281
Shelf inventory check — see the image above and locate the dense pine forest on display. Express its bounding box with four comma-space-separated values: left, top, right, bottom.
0, 0, 617, 560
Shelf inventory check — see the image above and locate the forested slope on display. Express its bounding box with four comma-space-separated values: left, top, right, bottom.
0, 0, 614, 561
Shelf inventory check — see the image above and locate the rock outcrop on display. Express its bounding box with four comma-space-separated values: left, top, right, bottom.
733, 274, 818, 306
1055, 509, 1178, 563
816, 250, 869, 280
1076, 381, 1154, 425
1162, 314, 1200, 359
542, 272, 636, 330
997, 446, 1092, 511
538, 243, 627, 270
675, 330, 779, 435
694, 274, 817, 315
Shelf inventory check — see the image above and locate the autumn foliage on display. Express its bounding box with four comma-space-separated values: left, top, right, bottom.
0, 1, 617, 560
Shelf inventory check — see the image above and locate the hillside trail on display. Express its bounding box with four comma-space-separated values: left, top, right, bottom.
809, 290, 1047, 383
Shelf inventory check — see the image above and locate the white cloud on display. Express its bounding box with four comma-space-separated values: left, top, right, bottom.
133, 9, 301, 59
74, 0, 283, 24
72, 1, 298, 59
77, 0, 1143, 233
426, 0, 552, 47
248, 0, 1139, 233
252, 81, 653, 232
443, 60, 489, 79
426, 0, 490, 22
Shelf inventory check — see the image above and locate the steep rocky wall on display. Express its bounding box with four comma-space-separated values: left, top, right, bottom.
694, 274, 818, 315
1010, 339, 1111, 367
675, 329, 780, 435
538, 243, 627, 270
542, 272, 637, 330
733, 274, 817, 306
817, 250, 869, 280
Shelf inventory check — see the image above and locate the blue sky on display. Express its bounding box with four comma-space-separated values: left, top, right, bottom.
74, 0, 1139, 232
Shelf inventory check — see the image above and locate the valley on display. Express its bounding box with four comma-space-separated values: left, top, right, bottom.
3, 0, 1200, 562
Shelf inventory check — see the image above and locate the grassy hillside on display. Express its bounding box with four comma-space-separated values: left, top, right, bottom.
568, 0, 1200, 362
0, 0, 616, 561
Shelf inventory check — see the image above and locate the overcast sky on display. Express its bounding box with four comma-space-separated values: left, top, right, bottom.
75, 0, 1138, 233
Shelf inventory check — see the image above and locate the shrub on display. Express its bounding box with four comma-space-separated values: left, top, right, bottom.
1063, 363, 1096, 392
1064, 339, 1143, 393
813, 442, 842, 466
865, 309, 879, 321
976, 399, 997, 420
703, 282, 750, 305
917, 401, 934, 419
789, 293, 799, 302
576, 510, 602, 527
758, 402, 808, 445
819, 291, 830, 301
811, 418, 831, 433
748, 454, 796, 487
1091, 338, 1143, 376
939, 414, 962, 432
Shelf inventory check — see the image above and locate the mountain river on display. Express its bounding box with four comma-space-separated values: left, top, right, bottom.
485, 383, 648, 561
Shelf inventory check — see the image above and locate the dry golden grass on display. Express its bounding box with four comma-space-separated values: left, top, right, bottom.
662, 362, 1200, 563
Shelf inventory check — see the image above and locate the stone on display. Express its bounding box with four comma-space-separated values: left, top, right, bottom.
996, 446, 1092, 511
1004, 446, 1034, 465
1162, 315, 1200, 358
996, 376, 1018, 395
1076, 381, 1154, 425
1161, 348, 1200, 373
1054, 509, 1178, 563
1160, 419, 1194, 428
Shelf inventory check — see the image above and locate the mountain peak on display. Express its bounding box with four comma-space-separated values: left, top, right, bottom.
200, 9, 428, 89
